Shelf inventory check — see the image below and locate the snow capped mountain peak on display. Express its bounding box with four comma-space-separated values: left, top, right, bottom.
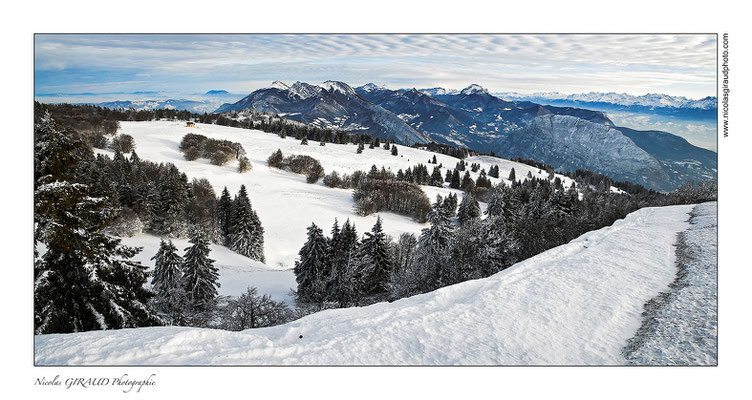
288, 81, 321, 100
321, 80, 357, 96
269, 80, 290, 90
419, 87, 459, 96
359, 83, 386, 92
461, 84, 488, 96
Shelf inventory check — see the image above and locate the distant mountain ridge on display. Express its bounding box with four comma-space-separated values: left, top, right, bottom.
82, 99, 218, 113
79, 90, 244, 114
214, 81, 716, 191
496, 91, 717, 110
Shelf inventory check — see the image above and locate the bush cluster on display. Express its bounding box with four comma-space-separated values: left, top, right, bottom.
179, 133, 245, 166
266, 149, 324, 183
353, 179, 431, 223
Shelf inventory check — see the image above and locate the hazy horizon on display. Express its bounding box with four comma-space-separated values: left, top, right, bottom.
35, 34, 716, 102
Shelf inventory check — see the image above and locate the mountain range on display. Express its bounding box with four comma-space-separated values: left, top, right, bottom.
214, 81, 716, 191
496, 91, 717, 121
81, 90, 244, 114
215, 81, 431, 145
497, 91, 716, 110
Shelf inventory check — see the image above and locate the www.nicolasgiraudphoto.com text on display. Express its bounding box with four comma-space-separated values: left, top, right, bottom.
722, 32, 729, 138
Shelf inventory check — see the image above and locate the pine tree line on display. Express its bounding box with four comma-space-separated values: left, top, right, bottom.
78, 149, 265, 261
294, 217, 397, 309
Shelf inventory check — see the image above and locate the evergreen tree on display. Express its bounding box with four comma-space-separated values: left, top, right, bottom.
151, 165, 189, 237
34, 114, 158, 333
151, 239, 187, 325
387, 232, 418, 298
476, 170, 491, 188
508, 167, 516, 182
301, 137, 308, 145
442, 193, 458, 217
457, 193, 482, 225
294, 223, 330, 309
450, 169, 461, 189
133, 177, 157, 224
152, 239, 184, 295
410, 197, 453, 293
360, 217, 393, 294
325, 219, 341, 300
391, 145, 398, 156
430, 166, 444, 187
229, 185, 265, 262
357, 142, 365, 154
217, 187, 233, 245
479, 216, 521, 276
461, 171, 473, 189
181, 230, 220, 312
489, 165, 499, 179
331, 219, 360, 306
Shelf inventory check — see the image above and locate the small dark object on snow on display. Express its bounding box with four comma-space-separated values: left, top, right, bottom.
299, 335, 303, 339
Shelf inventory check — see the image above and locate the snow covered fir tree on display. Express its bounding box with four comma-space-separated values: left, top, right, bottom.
151, 239, 186, 325
181, 229, 220, 323
228, 185, 265, 262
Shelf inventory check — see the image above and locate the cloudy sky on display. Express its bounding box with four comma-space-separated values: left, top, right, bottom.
35, 34, 716, 101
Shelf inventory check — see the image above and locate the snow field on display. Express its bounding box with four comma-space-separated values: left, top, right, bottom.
35, 204, 695, 365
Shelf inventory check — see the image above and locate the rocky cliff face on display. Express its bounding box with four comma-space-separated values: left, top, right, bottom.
497, 115, 675, 191
617, 126, 717, 188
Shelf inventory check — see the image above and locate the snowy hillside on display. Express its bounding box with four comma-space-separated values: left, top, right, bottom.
110, 120, 577, 272
35, 203, 698, 365
118, 234, 296, 304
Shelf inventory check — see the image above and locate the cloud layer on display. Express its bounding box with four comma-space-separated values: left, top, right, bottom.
35, 34, 716, 100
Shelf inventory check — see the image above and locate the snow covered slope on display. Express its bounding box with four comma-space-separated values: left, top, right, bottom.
111, 120, 576, 271
35, 204, 695, 365
118, 234, 296, 304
